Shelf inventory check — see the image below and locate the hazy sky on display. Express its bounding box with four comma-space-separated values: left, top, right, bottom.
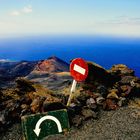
0, 0, 140, 37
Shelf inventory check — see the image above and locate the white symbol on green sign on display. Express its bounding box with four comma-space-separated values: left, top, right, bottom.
33, 115, 62, 137
22, 109, 69, 139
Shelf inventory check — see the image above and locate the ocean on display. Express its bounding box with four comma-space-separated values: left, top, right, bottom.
0, 35, 140, 77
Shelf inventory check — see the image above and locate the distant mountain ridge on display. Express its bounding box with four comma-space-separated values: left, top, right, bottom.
0, 61, 37, 85
34, 56, 69, 73
0, 56, 69, 83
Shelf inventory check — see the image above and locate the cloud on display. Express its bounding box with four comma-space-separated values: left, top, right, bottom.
10, 5, 32, 16
10, 10, 20, 16
22, 5, 32, 13
89, 16, 140, 37
103, 16, 140, 25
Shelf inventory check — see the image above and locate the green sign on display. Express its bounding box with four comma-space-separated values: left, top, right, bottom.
21, 109, 70, 140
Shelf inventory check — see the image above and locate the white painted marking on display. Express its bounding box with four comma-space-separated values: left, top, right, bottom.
33, 115, 62, 137
73, 64, 86, 75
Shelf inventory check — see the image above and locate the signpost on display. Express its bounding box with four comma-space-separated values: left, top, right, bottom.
22, 109, 69, 140
67, 58, 88, 106
21, 58, 88, 139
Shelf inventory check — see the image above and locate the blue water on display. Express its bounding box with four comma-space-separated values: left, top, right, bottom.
0, 35, 140, 77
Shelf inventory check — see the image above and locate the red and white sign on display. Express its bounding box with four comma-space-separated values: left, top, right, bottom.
70, 58, 88, 82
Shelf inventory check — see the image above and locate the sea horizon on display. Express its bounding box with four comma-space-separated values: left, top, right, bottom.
0, 35, 140, 77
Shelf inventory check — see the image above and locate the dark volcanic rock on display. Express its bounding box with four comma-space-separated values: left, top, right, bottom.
120, 85, 132, 97
119, 76, 139, 85
109, 64, 134, 77
117, 97, 127, 107
16, 78, 36, 93
76, 92, 90, 106
96, 85, 108, 97
96, 97, 105, 105
84, 62, 120, 87
103, 99, 118, 110
43, 102, 66, 112
129, 84, 140, 97
107, 89, 119, 99
86, 98, 97, 110
30, 96, 44, 113
71, 115, 83, 127
0, 100, 21, 132
81, 108, 97, 120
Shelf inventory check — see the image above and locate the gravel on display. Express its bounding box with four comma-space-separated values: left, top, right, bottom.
66, 107, 140, 140
0, 107, 140, 140
0, 123, 22, 140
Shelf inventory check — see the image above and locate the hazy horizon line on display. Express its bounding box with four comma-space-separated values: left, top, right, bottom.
0, 33, 140, 40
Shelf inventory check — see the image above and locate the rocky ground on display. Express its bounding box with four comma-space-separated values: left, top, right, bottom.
66, 107, 140, 140
0, 60, 140, 140
1, 107, 140, 140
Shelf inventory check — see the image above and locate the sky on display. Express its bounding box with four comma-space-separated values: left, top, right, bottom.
0, 0, 140, 37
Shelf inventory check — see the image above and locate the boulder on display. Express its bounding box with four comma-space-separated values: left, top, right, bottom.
120, 85, 132, 97
107, 89, 119, 99
81, 108, 97, 120
96, 97, 105, 105
86, 98, 97, 110
0, 112, 5, 125
109, 64, 134, 77
42, 102, 66, 112
42, 94, 66, 112
85, 91, 99, 99
103, 99, 118, 110
76, 92, 90, 106
0, 110, 7, 132
117, 97, 127, 107
71, 115, 83, 127
129, 83, 140, 97
96, 85, 108, 97
84, 62, 120, 87
30, 96, 44, 113
16, 78, 36, 93
43, 134, 66, 140
119, 76, 139, 85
